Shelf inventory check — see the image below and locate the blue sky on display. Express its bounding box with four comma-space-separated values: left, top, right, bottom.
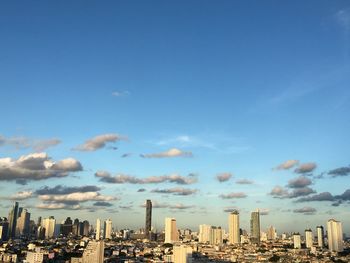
0, 1, 350, 234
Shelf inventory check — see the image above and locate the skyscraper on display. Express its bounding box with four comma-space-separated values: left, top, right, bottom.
199, 224, 211, 243
210, 226, 223, 245
267, 226, 277, 240
96, 218, 101, 240
82, 240, 104, 263
42, 216, 56, 239
293, 233, 301, 249
228, 210, 240, 244
327, 219, 343, 252
305, 229, 313, 248
16, 208, 30, 236
104, 219, 112, 239
7, 202, 19, 239
165, 217, 178, 243
145, 199, 152, 237
250, 210, 260, 244
83, 220, 90, 236
316, 226, 324, 248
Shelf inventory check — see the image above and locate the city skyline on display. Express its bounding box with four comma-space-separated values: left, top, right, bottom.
1, 0, 350, 234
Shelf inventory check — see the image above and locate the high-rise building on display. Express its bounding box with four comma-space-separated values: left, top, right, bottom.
198, 224, 211, 243
16, 208, 30, 236
96, 219, 101, 240
228, 210, 240, 244
42, 216, 56, 239
61, 217, 73, 236
305, 229, 313, 248
104, 219, 112, 239
250, 210, 260, 244
145, 200, 152, 238
293, 233, 301, 249
0, 218, 9, 241
82, 240, 104, 263
210, 226, 223, 245
165, 217, 178, 243
327, 219, 343, 252
82, 220, 90, 236
267, 226, 277, 240
72, 218, 80, 236
7, 202, 19, 239
173, 245, 192, 263
316, 226, 324, 248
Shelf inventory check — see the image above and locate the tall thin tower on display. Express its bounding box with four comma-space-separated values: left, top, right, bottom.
145, 200, 152, 238
96, 219, 101, 240
8, 202, 19, 239
327, 219, 343, 252
250, 209, 260, 244
228, 210, 240, 244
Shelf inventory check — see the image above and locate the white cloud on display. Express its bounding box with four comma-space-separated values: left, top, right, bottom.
9, 191, 33, 200
274, 160, 299, 170
141, 148, 193, 158
95, 171, 197, 185
0, 135, 61, 151
219, 192, 247, 199
38, 191, 116, 203
294, 162, 317, 174
216, 172, 233, 182
0, 152, 82, 182
73, 133, 127, 152
112, 91, 130, 97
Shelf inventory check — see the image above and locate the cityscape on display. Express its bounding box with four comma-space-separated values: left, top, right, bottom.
1, 0, 350, 262
0, 200, 349, 262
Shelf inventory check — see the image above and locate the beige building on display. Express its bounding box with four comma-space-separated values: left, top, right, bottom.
228, 210, 240, 244
173, 245, 192, 263
327, 219, 343, 252
165, 217, 178, 243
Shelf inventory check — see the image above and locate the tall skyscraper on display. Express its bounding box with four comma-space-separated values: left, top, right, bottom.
96, 218, 101, 240
327, 219, 343, 252
250, 210, 260, 244
16, 208, 30, 236
267, 226, 277, 240
145, 199, 152, 237
7, 202, 19, 239
82, 240, 104, 263
83, 220, 90, 236
61, 217, 73, 236
210, 226, 223, 245
199, 224, 211, 243
104, 219, 112, 239
0, 218, 9, 241
316, 226, 324, 248
293, 233, 301, 249
228, 210, 240, 244
305, 229, 313, 248
42, 216, 56, 239
165, 217, 178, 243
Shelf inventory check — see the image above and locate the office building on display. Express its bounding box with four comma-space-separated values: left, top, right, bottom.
145, 200, 152, 238
305, 229, 313, 248
42, 216, 56, 239
316, 226, 324, 248
293, 233, 301, 249
165, 217, 178, 243
199, 224, 211, 243
250, 210, 260, 244
267, 226, 277, 240
16, 208, 30, 236
327, 219, 343, 252
104, 219, 112, 239
228, 210, 240, 244
7, 202, 19, 239
82, 240, 104, 263
210, 226, 223, 245
61, 217, 73, 236
173, 245, 192, 263
96, 219, 101, 240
